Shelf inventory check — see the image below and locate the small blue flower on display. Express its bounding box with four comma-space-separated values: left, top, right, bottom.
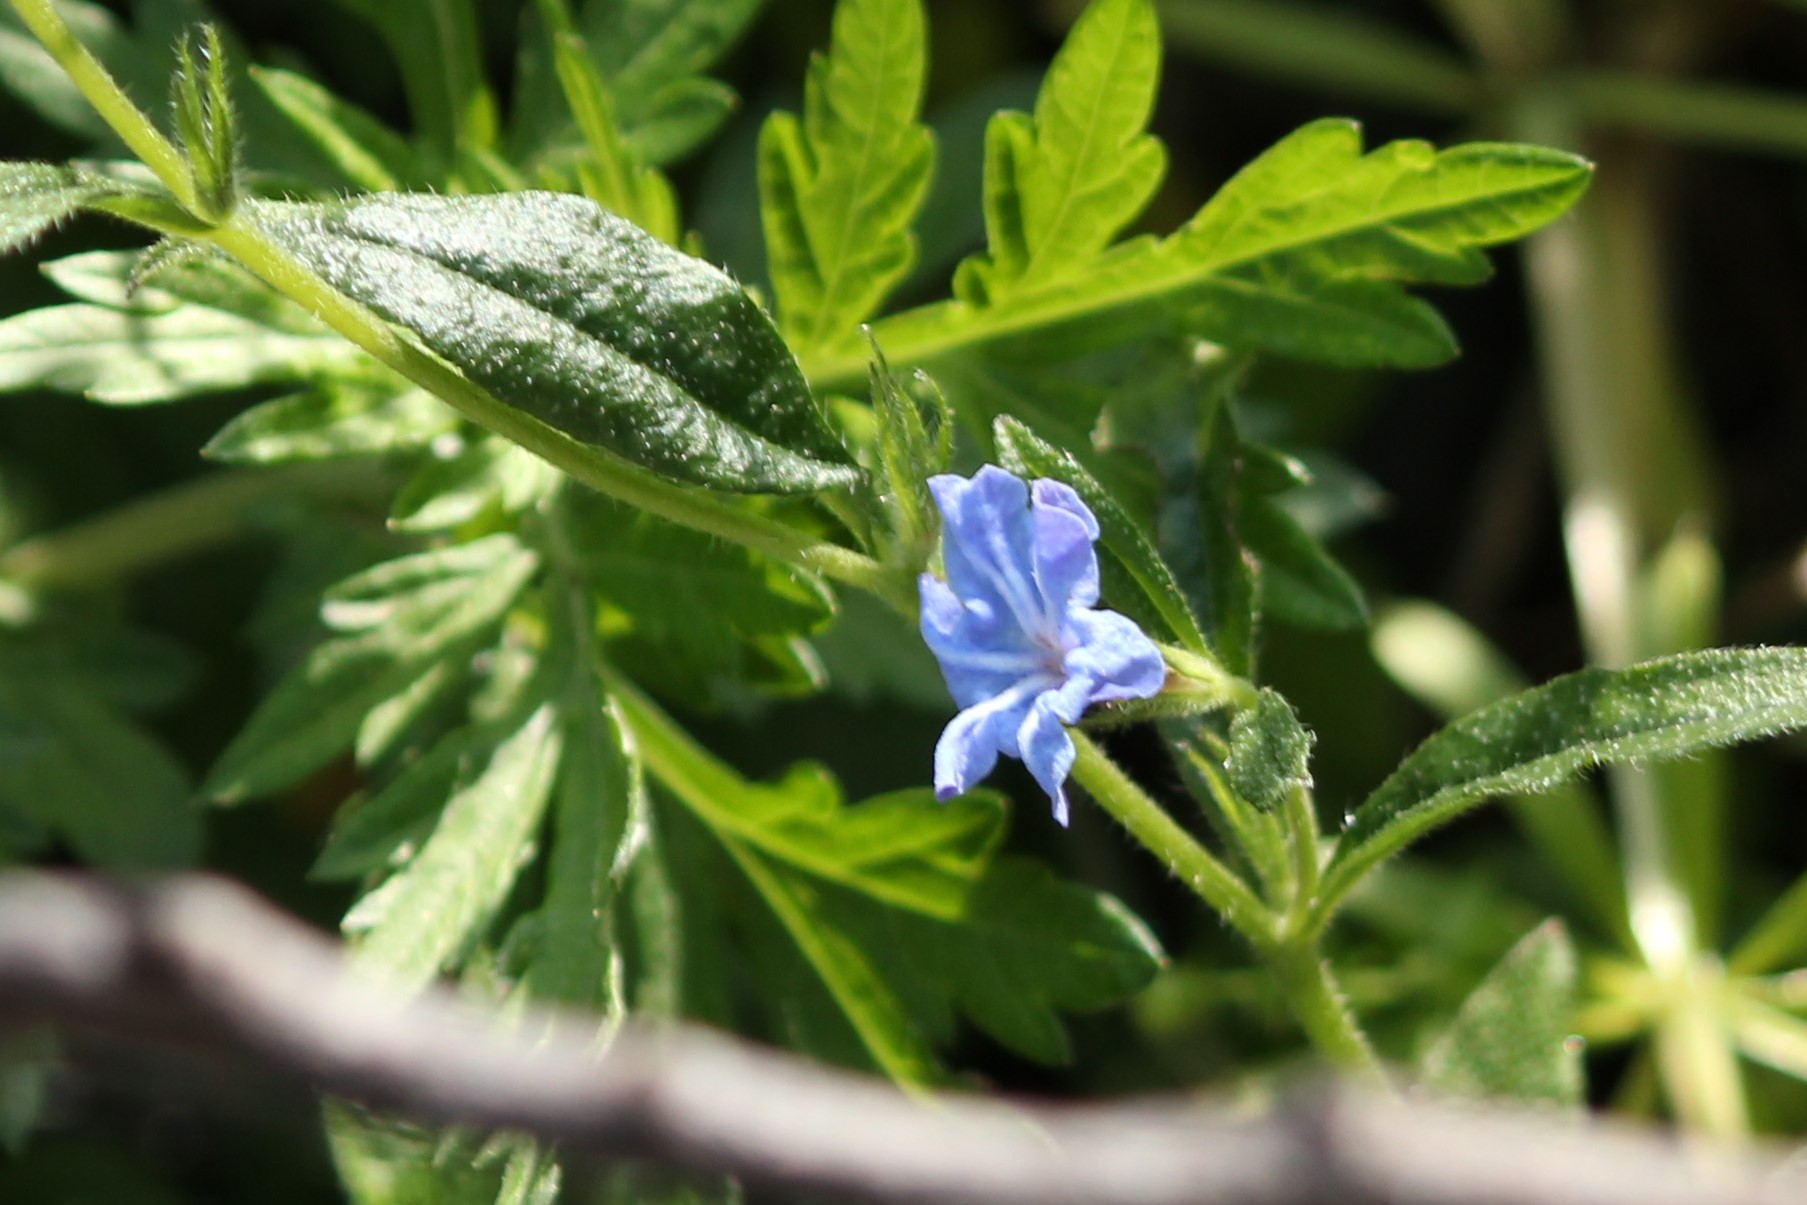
919, 465, 1167, 825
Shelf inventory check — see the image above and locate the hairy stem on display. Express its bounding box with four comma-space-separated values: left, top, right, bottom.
1069, 732, 1270, 947
6, 0, 195, 208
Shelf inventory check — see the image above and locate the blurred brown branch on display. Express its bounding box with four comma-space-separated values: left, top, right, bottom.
0, 869, 1800, 1204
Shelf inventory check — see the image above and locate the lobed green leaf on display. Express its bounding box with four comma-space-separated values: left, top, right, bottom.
345, 704, 563, 992
956, 0, 1165, 304
759, 0, 935, 354
0, 162, 118, 256
206, 535, 539, 803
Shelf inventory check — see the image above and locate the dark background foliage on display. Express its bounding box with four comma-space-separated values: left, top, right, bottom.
5, 0, 1807, 1198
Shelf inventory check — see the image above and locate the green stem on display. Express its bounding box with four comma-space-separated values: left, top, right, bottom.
0, 462, 390, 591
1264, 939, 1387, 1081
1069, 731, 1270, 947
7, 0, 195, 209
1281, 785, 1322, 909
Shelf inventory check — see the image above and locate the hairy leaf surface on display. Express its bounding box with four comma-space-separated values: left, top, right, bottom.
1324, 647, 1807, 910
251, 192, 859, 492
1422, 921, 1582, 1109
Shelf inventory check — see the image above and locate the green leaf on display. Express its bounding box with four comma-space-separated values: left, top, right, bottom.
725, 835, 939, 1084
564, 491, 835, 691
955, 0, 1165, 304
758, 0, 934, 353
346, 703, 563, 992
615, 676, 1162, 1070
0, 249, 366, 405
866, 341, 949, 558
0, 162, 115, 255
249, 192, 860, 492
312, 724, 493, 881
206, 535, 539, 802
0, 681, 199, 869
0, 2, 121, 140
249, 66, 430, 192
1370, 601, 1630, 947
388, 436, 560, 533
1242, 494, 1367, 629
821, 123, 1592, 384
204, 383, 456, 463
548, 29, 680, 242
840, 855, 1164, 1065
1180, 393, 1258, 675
1421, 921, 1582, 1109
993, 414, 1208, 653
521, 675, 642, 1010
1226, 688, 1312, 813
1323, 647, 1807, 913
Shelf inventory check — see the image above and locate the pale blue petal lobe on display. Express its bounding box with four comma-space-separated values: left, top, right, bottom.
1032, 492, 1100, 612
1064, 608, 1168, 702
1018, 695, 1078, 827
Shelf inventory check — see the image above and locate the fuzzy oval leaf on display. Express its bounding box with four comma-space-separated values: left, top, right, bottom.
1324, 647, 1807, 908
249, 191, 859, 492
1421, 920, 1581, 1109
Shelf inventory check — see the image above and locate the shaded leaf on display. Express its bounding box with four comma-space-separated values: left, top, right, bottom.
250, 66, 431, 192
994, 413, 1208, 653
206, 535, 539, 802
0, 681, 199, 868
1243, 495, 1367, 630
1422, 921, 1582, 1109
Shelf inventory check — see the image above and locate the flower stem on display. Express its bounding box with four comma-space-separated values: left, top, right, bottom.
1263, 940, 1387, 1082
1071, 732, 1387, 1080
1070, 732, 1270, 946
6, 0, 195, 208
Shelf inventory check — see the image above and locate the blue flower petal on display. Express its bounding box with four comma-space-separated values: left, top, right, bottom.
920, 465, 1166, 822
1031, 481, 1101, 613
1064, 608, 1168, 702
933, 674, 1056, 801
933, 468, 1048, 635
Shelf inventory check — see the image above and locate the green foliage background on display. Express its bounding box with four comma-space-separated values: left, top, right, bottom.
3, 0, 1807, 1201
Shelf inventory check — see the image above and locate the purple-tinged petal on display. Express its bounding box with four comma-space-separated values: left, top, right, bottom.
932, 674, 1054, 800
1017, 692, 1080, 825
934, 467, 1048, 637
1032, 480, 1100, 539
1064, 608, 1167, 703
1031, 484, 1101, 613
920, 572, 1044, 709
